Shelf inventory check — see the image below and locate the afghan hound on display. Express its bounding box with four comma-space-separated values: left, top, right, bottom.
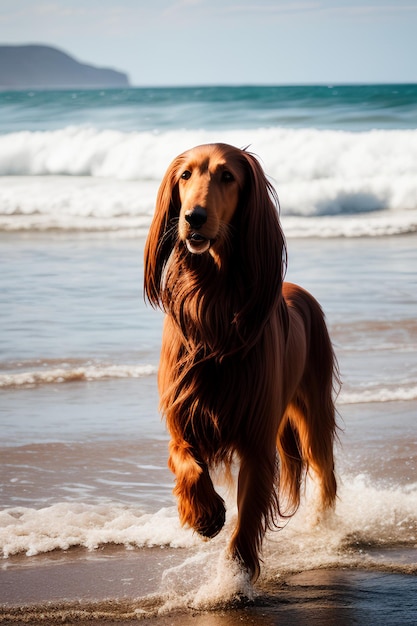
144, 143, 339, 581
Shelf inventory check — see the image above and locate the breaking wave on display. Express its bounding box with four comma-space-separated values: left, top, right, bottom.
1, 127, 417, 237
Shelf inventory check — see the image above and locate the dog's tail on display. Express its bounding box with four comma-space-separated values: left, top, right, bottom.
277, 283, 340, 514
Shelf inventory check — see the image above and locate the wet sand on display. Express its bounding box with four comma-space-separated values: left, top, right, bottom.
1, 546, 416, 625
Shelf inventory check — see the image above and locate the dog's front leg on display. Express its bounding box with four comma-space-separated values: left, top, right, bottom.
168, 439, 226, 539
229, 447, 278, 581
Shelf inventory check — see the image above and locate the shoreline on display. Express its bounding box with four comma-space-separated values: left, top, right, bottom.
2, 571, 417, 625
1, 546, 417, 624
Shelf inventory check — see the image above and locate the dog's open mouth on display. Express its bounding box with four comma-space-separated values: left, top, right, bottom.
186, 233, 212, 254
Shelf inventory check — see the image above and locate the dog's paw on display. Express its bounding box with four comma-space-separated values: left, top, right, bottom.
195, 495, 226, 539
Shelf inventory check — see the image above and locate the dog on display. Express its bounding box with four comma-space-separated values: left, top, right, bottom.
144, 143, 339, 581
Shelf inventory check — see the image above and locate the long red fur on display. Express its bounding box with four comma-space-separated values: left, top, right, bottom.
144, 143, 339, 580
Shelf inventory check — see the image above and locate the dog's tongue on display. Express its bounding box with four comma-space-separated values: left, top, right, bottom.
186, 234, 211, 254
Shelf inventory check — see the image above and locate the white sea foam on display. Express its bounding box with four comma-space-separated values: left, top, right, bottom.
0, 363, 157, 388
158, 549, 255, 612
1, 127, 416, 188
262, 474, 417, 576
339, 383, 417, 405
1, 475, 416, 573
282, 210, 417, 238
0, 176, 156, 233
1, 472, 416, 612
1, 127, 417, 236
0, 503, 198, 558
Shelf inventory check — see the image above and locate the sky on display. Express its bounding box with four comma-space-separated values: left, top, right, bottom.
1, 0, 416, 86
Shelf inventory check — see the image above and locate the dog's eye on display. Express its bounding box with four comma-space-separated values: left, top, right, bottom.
181, 170, 192, 180
221, 170, 234, 183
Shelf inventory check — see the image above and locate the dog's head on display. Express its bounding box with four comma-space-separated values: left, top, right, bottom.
144, 143, 286, 314
175, 143, 246, 254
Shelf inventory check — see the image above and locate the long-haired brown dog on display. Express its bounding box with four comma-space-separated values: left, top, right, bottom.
144, 143, 339, 581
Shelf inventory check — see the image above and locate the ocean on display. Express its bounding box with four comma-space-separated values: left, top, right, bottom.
1, 85, 416, 624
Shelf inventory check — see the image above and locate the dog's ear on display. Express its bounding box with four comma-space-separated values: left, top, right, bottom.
144, 157, 182, 307
232, 150, 287, 345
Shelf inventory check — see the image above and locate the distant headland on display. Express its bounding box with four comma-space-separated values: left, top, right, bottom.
0, 44, 130, 89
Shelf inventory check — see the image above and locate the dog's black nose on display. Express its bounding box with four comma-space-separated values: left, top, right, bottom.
185, 205, 207, 229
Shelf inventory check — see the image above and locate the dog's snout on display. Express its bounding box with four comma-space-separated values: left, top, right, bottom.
185, 206, 207, 229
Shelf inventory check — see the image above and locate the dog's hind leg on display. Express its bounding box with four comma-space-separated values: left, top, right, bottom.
287, 395, 337, 513
282, 283, 338, 512
168, 439, 226, 538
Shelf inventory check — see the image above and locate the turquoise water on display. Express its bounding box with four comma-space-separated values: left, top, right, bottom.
1, 84, 417, 132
